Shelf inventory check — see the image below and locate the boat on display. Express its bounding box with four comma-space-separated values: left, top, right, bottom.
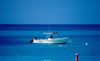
30, 24, 69, 44
30, 35, 68, 44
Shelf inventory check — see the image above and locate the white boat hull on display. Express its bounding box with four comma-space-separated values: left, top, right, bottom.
32, 38, 68, 44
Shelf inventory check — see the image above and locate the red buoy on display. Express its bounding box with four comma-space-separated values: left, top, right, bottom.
76, 53, 78, 61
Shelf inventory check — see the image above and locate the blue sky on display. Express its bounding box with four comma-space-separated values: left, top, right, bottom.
0, 0, 100, 24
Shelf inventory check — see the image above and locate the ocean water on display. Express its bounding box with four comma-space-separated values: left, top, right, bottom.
0, 24, 100, 61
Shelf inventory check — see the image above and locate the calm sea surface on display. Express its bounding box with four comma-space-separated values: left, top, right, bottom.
0, 24, 100, 61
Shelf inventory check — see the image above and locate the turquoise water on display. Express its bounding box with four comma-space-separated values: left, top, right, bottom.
0, 24, 100, 61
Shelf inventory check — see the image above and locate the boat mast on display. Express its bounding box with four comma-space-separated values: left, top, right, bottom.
48, 24, 51, 36
49, 24, 50, 32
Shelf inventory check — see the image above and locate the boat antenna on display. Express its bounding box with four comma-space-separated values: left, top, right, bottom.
49, 24, 51, 36
49, 24, 50, 32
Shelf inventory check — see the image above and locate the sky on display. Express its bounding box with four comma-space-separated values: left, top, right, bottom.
0, 0, 100, 24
